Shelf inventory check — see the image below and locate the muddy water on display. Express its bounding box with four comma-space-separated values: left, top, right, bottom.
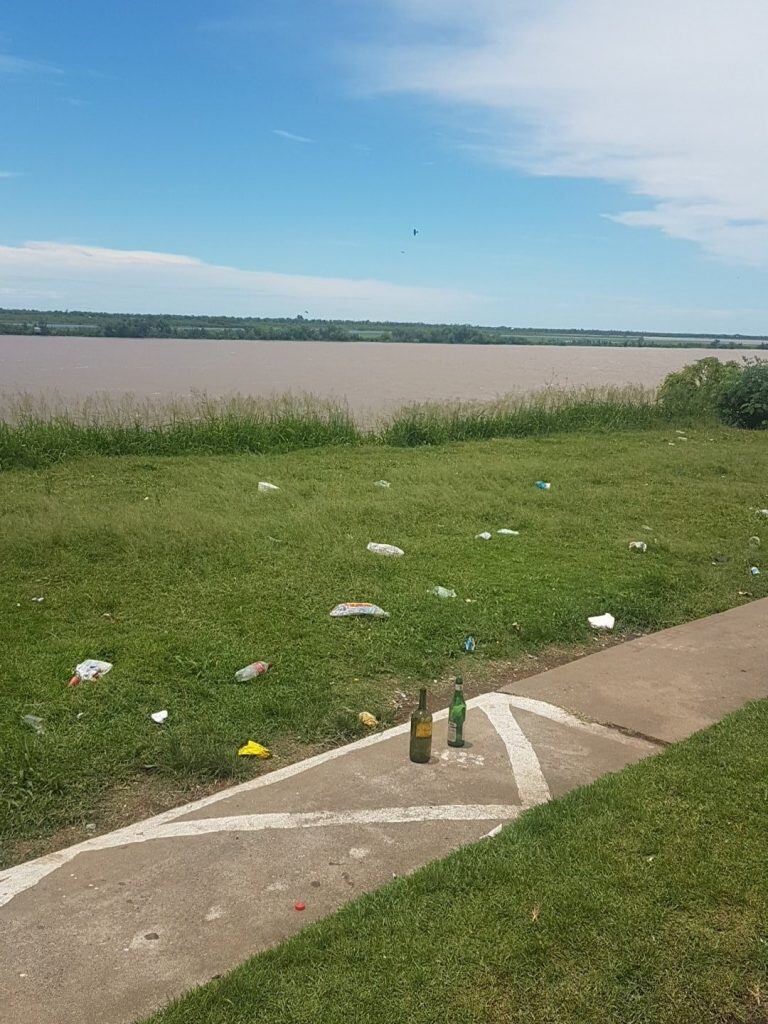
0, 335, 748, 417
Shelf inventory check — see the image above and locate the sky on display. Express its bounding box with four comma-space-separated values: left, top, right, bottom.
2, 0, 768, 331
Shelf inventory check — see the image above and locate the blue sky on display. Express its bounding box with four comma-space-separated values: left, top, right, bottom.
1, 0, 767, 331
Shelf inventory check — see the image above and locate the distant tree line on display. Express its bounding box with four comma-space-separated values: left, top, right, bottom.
0, 308, 766, 349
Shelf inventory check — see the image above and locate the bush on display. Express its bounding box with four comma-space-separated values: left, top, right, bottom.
658, 357, 741, 418
717, 359, 768, 429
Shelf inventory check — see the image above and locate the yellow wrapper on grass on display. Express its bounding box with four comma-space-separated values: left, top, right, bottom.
237, 740, 271, 758
358, 711, 379, 728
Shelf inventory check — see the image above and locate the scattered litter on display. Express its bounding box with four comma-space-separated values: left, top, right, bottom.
475, 531, 492, 540
257, 481, 279, 493
22, 714, 44, 735
749, 536, 761, 547
237, 740, 271, 758
358, 711, 378, 728
678, 436, 688, 442
484, 823, 503, 839
628, 541, 647, 552
330, 602, 389, 618
31, 596, 44, 603
675, 430, 686, 434
749, 566, 761, 576
69, 659, 113, 686
367, 542, 404, 557
235, 661, 272, 682
294, 902, 306, 912
76, 712, 85, 720
588, 613, 615, 630
711, 555, 730, 565
431, 586, 457, 599
84, 822, 96, 832
668, 442, 676, 446
465, 598, 476, 604
374, 480, 391, 488
642, 525, 653, 531
759, 509, 768, 518
535, 481, 551, 490
497, 529, 520, 536
738, 590, 752, 597
463, 636, 476, 653
150, 710, 168, 725
531, 904, 541, 923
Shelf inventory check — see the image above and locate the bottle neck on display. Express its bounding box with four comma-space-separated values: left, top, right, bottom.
454, 677, 464, 692
418, 688, 427, 711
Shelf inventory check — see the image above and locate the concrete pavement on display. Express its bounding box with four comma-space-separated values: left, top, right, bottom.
2, 599, 767, 1024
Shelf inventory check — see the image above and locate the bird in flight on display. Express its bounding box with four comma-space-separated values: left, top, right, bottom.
413, 228, 419, 236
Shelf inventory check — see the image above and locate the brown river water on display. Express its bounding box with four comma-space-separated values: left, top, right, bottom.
0, 335, 751, 418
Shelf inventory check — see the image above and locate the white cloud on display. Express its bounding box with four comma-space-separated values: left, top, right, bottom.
0, 171, 21, 179
0, 53, 62, 75
367, 0, 768, 264
0, 240, 477, 320
272, 129, 314, 144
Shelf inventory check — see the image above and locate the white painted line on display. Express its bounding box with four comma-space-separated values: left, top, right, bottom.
0, 803, 520, 908
504, 695, 661, 751
480, 695, 551, 808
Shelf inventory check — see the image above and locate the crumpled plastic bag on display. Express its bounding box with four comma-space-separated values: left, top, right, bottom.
475, 532, 492, 540
358, 711, 379, 728
432, 586, 457, 599
628, 541, 648, 552
367, 542, 404, 557
70, 659, 113, 686
238, 740, 271, 758
588, 613, 615, 630
535, 481, 551, 490
150, 710, 168, 724
497, 529, 520, 536
258, 481, 279, 493
374, 480, 391, 488
330, 602, 390, 618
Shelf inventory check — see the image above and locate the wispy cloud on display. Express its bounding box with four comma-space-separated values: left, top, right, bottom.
0, 171, 21, 179
272, 129, 314, 144
0, 241, 477, 320
0, 53, 62, 76
363, 0, 768, 265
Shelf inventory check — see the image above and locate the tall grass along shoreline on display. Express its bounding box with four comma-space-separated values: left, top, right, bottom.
0, 386, 688, 469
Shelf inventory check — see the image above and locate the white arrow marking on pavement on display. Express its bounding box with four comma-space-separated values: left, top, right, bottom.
0, 693, 653, 908
479, 694, 551, 808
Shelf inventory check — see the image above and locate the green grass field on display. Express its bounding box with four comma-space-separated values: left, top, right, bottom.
2, 425, 766, 865
145, 699, 768, 1024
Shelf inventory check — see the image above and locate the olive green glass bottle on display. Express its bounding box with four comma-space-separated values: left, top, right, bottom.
447, 676, 467, 747
409, 687, 432, 763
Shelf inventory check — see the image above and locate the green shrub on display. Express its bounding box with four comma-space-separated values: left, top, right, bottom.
717, 358, 768, 429
657, 357, 741, 418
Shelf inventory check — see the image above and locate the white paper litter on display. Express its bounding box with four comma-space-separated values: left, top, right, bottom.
258, 481, 279, 493
374, 480, 391, 488
367, 542, 404, 557
628, 541, 648, 552
330, 602, 390, 618
74, 659, 113, 681
588, 613, 615, 630
150, 710, 168, 724
475, 532, 492, 540
431, 586, 457, 599
497, 529, 520, 536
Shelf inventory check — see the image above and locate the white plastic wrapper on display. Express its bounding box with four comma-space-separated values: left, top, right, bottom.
374, 480, 391, 488
74, 659, 113, 681
497, 529, 520, 536
628, 541, 648, 552
258, 481, 279, 493
150, 710, 168, 724
367, 542, 404, 557
588, 613, 615, 630
475, 532, 492, 540
330, 602, 390, 618
431, 586, 457, 599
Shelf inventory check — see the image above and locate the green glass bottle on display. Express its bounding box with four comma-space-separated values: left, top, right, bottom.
447, 676, 467, 747
409, 687, 432, 763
